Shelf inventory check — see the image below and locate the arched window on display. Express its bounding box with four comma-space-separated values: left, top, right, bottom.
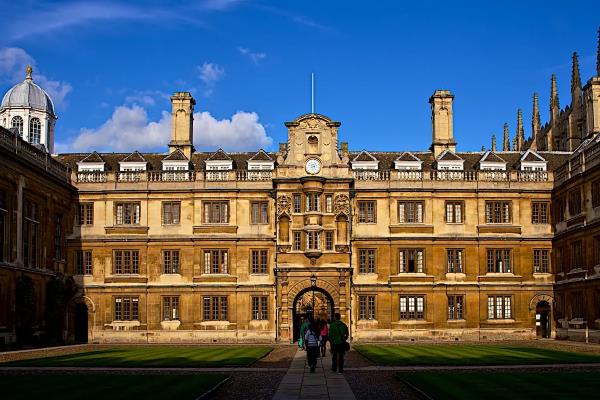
11, 116, 23, 136
29, 118, 41, 144
307, 135, 319, 154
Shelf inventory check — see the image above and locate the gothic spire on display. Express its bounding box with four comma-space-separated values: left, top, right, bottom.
491, 134, 497, 152
512, 136, 517, 151
597, 26, 600, 77
531, 93, 540, 149
503, 123, 510, 151
551, 74, 559, 110
571, 52, 581, 91
516, 109, 525, 151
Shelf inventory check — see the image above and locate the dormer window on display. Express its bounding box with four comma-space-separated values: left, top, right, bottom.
162, 149, 190, 171
519, 150, 547, 171
352, 150, 379, 170
479, 151, 507, 171
119, 151, 147, 172
205, 148, 233, 171
435, 150, 464, 170
394, 152, 422, 170
77, 151, 105, 172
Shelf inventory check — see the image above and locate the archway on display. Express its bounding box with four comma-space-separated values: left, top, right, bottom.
74, 303, 89, 343
292, 287, 334, 342
536, 301, 551, 338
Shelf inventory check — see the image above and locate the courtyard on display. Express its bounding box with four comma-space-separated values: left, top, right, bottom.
1, 341, 600, 399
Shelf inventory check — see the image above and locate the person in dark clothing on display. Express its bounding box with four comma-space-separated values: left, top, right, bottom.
328, 312, 349, 373
303, 321, 321, 373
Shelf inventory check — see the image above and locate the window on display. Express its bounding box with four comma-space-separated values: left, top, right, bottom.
162, 202, 181, 225
400, 295, 425, 320
487, 249, 511, 273
446, 249, 463, 273
23, 199, 39, 268
568, 190, 582, 216
203, 296, 228, 321
359, 249, 376, 273
54, 214, 63, 260
251, 201, 269, 224
448, 295, 464, 320
251, 249, 268, 274
76, 250, 92, 275
11, 116, 23, 136
556, 196, 566, 223
399, 249, 424, 273
0, 190, 7, 262
77, 203, 93, 225
325, 231, 334, 251
162, 296, 179, 321
488, 295, 512, 319
115, 202, 140, 225
114, 296, 139, 321
114, 250, 139, 274
252, 296, 268, 320
485, 201, 511, 223
398, 201, 424, 223
325, 195, 333, 213
571, 241, 583, 270
203, 250, 228, 274
359, 295, 376, 320
29, 118, 41, 144
306, 231, 321, 250
163, 250, 180, 274
305, 193, 320, 212
593, 180, 600, 208
293, 194, 302, 214
203, 201, 228, 224
532, 202, 550, 224
358, 201, 376, 223
533, 249, 549, 273
445, 201, 463, 223
293, 231, 302, 251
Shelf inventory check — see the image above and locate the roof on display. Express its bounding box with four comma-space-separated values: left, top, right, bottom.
521, 150, 546, 162
395, 152, 421, 162
163, 149, 189, 161
120, 150, 147, 163
207, 148, 232, 161
0, 72, 55, 115
480, 151, 506, 164
352, 150, 378, 162
248, 149, 273, 162
79, 151, 105, 163
436, 149, 463, 161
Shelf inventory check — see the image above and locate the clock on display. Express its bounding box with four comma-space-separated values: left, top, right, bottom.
305, 158, 321, 174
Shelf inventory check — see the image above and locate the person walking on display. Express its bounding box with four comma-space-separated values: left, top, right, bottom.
329, 312, 349, 373
298, 317, 311, 350
320, 319, 330, 357
303, 321, 321, 373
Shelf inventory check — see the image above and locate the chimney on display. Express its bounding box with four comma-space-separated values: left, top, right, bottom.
169, 92, 196, 158
429, 90, 456, 156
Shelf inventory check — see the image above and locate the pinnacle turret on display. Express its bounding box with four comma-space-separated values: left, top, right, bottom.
516, 109, 525, 151
503, 123, 510, 151
531, 93, 540, 150
491, 134, 497, 152
551, 74, 559, 110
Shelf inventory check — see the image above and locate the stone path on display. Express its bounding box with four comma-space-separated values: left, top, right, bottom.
273, 349, 356, 400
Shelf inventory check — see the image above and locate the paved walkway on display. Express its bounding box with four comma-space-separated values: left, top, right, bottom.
273, 349, 356, 400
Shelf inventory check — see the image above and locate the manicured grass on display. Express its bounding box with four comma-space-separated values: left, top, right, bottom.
354, 344, 600, 366
399, 371, 600, 400
0, 374, 227, 400
3, 346, 272, 368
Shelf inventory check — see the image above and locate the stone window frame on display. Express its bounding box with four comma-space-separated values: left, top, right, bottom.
357, 200, 376, 224
162, 201, 181, 225
203, 296, 228, 321
114, 295, 139, 321
533, 249, 550, 273
115, 202, 141, 225
486, 248, 512, 273
163, 249, 180, 274
531, 201, 550, 224
446, 248, 463, 273
485, 200, 512, 224
399, 295, 425, 320
77, 202, 94, 225
398, 200, 424, 224
399, 248, 425, 273
358, 295, 376, 320
76, 250, 93, 275
251, 296, 268, 320
487, 295, 512, 319
203, 249, 229, 274
358, 248, 376, 274
444, 201, 464, 224
250, 249, 268, 274
447, 295, 464, 320
113, 249, 140, 274
162, 296, 180, 321
202, 200, 229, 224
250, 201, 269, 224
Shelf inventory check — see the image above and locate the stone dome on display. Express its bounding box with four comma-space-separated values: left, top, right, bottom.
0, 66, 55, 116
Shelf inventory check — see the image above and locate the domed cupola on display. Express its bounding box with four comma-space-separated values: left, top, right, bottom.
0, 65, 57, 153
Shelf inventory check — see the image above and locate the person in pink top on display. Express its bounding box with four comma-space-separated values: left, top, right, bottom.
320, 319, 330, 357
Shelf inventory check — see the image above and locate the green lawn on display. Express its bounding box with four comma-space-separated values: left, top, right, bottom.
400, 371, 600, 400
354, 344, 600, 366
3, 346, 272, 368
0, 374, 227, 400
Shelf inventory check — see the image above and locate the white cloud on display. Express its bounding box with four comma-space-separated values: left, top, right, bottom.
238, 47, 266, 64
0, 47, 72, 109
61, 104, 272, 153
198, 62, 225, 85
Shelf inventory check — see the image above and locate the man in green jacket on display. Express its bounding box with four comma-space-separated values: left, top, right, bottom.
328, 312, 348, 373
298, 317, 311, 350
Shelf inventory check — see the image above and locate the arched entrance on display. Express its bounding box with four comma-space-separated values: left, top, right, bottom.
536, 301, 551, 338
74, 303, 88, 343
292, 287, 334, 342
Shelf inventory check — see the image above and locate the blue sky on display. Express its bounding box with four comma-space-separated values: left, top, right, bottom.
0, 0, 598, 154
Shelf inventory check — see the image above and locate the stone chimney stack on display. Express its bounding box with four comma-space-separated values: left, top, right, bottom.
169, 91, 196, 158
429, 90, 456, 156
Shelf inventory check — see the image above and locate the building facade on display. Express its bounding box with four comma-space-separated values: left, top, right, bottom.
1, 30, 599, 345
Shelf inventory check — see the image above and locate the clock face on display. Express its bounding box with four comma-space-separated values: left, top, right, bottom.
305, 158, 321, 174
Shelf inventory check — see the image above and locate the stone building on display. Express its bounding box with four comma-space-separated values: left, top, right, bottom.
1, 30, 600, 345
